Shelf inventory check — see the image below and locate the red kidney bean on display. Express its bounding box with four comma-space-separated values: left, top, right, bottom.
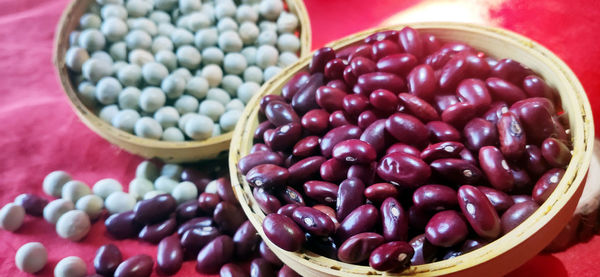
479, 146, 514, 192
315, 86, 346, 112
220, 263, 249, 277
425, 210, 468, 247
406, 64, 437, 101
114, 254, 153, 277
364, 183, 398, 204
177, 217, 213, 236
157, 235, 183, 274
259, 240, 282, 266
292, 206, 336, 237
198, 193, 220, 214
441, 103, 478, 129
461, 238, 489, 253
483, 102, 509, 124
458, 185, 501, 239
14, 194, 47, 217
422, 34, 441, 54
321, 125, 362, 157
369, 241, 414, 271
336, 204, 379, 242
486, 77, 527, 104
386, 143, 420, 157
369, 89, 398, 114
233, 220, 260, 260
181, 167, 212, 192
105, 211, 143, 239
350, 56, 377, 77
426, 121, 461, 142
336, 44, 361, 60
176, 200, 199, 222
365, 30, 399, 44
300, 110, 329, 135
377, 152, 431, 189
433, 94, 460, 113
532, 168, 565, 205
260, 95, 286, 114
180, 226, 220, 255
460, 148, 478, 165
357, 110, 380, 129
523, 145, 548, 177
342, 94, 369, 117
371, 40, 402, 61
303, 180, 338, 205
353, 72, 405, 97
347, 162, 377, 184
327, 79, 348, 92
216, 177, 236, 204
343, 66, 357, 87
461, 52, 491, 79
413, 184, 458, 212
238, 151, 284, 175
278, 265, 300, 277
376, 53, 418, 76
463, 118, 498, 152
250, 258, 276, 277
338, 232, 385, 264
309, 47, 336, 74
497, 112, 526, 160
265, 123, 302, 151
265, 101, 299, 127
424, 48, 454, 70
320, 158, 350, 182
398, 26, 424, 58
255, 122, 274, 141
409, 206, 435, 231
332, 139, 376, 164
430, 158, 482, 185
511, 100, 555, 144
246, 164, 289, 190
420, 141, 464, 162
324, 58, 347, 80
282, 71, 310, 101
511, 167, 533, 193
490, 59, 534, 85
456, 78, 491, 113
214, 202, 246, 235
305, 233, 339, 259
523, 75, 555, 100
381, 197, 408, 242
94, 244, 122, 276
501, 200, 539, 234
254, 187, 281, 214
336, 178, 365, 221
291, 73, 325, 114
477, 186, 514, 213
288, 156, 325, 182
133, 194, 176, 225
262, 213, 304, 251
438, 55, 468, 91
348, 44, 373, 61
511, 97, 556, 115
292, 136, 320, 157
360, 119, 392, 155
329, 110, 353, 127
280, 186, 305, 206
397, 93, 440, 122
139, 216, 176, 243
196, 235, 234, 274
385, 113, 428, 147
552, 116, 569, 145
541, 138, 571, 167
277, 204, 299, 218
410, 234, 438, 265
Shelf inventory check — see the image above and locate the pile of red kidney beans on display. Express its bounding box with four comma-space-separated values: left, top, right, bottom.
239, 26, 572, 272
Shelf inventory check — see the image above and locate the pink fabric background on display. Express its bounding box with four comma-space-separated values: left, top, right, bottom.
0, 0, 598, 276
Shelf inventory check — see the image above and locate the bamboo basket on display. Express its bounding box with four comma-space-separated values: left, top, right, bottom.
53, 0, 312, 163
229, 22, 595, 276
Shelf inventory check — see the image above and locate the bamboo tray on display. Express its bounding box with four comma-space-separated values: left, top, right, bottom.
229, 22, 595, 276
53, 0, 311, 163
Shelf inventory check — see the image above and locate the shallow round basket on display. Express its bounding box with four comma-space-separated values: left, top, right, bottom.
229, 22, 595, 276
53, 0, 311, 163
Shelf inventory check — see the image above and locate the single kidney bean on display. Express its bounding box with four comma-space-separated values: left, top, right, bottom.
365, 30, 399, 44
441, 103, 478, 129
364, 183, 399, 204
313, 204, 340, 229
357, 110, 380, 129
138, 216, 176, 243
430, 158, 482, 185
426, 121, 461, 142
253, 187, 281, 214
479, 146, 515, 192
309, 47, 336, 74
315, 86, 346, 112
157, 235, 183, 274
329, 110, 354, 128
303, 180, 338, 205
262, 213, 304, 251
105, 211, 142, 239
422, 33, 441, 53
133, 194, 176, 225
250, 258, 277, 277
381, 197, 408, 242
293, 136, 320, 157
486, 77, 527, 104
420, 141, 464, 162
233, 220, 260, 260
438, 55, 468, 91
386, 143, 420, 157
483, 102, 509, 124
114, 254, 153, 277
350, 56, 377, 77
332, 139, 376, 164
177, 217, 213, 236
477, 186, 514, 213
196, 235, 234, 274
360, 119, 392, 155
176, 200, 199, 223
337, 178, 366, 221
343, 66, 357, 87
501, 200, 539, 234
220, 263, 249, 277
463, 118, 498, 152
376, 53, 418, 76
490, 58, 534, 85
180, 226, 220, 255
425, 210, 468, 247
541, 138, 571, 167
198, 193, 220, 214
288, 156, 325, 183
259, 241, 282, 266
406, 64, 437, 101
348, 44, 373, 61
282, 71, 310, 101
301, 109, 329, 135
399, 26, 424, 58
511, 97, 556, 115
523, 145, 548, 177
305, 233, 339, 259
433, 94, 460, 113
353, 72, 405, 97
457, 79, 491, 113
369, 241, 414, 271
385, 113, 428, 147
338, 232, 385, 264
245, 164, 289, 190
336, 204, 379, 242
278, 265, 300, 277
280, 186, 305, 206
377, 152, 431, 189
342, 94, 369, 117
511, 167, 533, 194
14, 194, 47, 217
347, 162, 377, 184
552, 116, 569, 145
94, 244, 122, 276
372, 40, 402, 61
265, 123, 302, 152
324, 58, 348, 80
292, 206, 336, 236
291, 73, 325, 114
255, 122, 274, 141
460, 148, 478, 165
511, 100, 555, 145
216, 178, 236, 204
461, 52, 491, 79
413, 184, 458, 212
369, 89, 399, 114
410, 234, 438, 265
523, 75, 556, 100
277, 204, 300, 218
320, 158, 350, 182
327, 79, 348, 92
321, 125, 362, 157
532, 168, 565, 204
260, 95, 286, 114
265, 101, 300, 127
497, 112, 527, 160
214, 202, 246, 235
238, 151, 284, 175
397, 93, 440, 122
409, 205, 435, 231
458, 185, 501, 239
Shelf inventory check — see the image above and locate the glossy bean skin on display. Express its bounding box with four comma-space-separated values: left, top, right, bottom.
260, 95, 286, 114
371, 40, 402, 61
238, 152, 284, 175
385, 113, 428, 147
477, 186, 514, 213
501, 200, 539, 234
14, 194, 47, 217
460, 148, 478, 165
497, 112, 527, 160
262, 214, 304, 251
347, 162, 377, 185
486, 77, 527, 104
456, 79, 491, 113
479, 146, 515, 192
220, 263, 249, 277
511, 167, 533, 194
370, 89, 399, 114
490, 59, 533, 85
278, 265, 300, 277
364, 183, 399, 204
292, 136, 320, 157
381, 197, 409, 242
523, 75, 556, 100
430, 158, 482, 185
336, 204, 379, 242
259, 241, 282, 266
233, 221, 260, 260
399, 26, 424, 58
483, 102, 509, 124
329, 111, 354, 128
332, 139, 376, 164
265, 123, 302, 152
176, 200, 200, 223
216, 178, 236, 204
292, 206, 336, 236
357, 110, 380, 129
310, 48, 336, 74
337, 232, 385, 264
214, 202, 246, 235
463, 118, 498, 152
336, 178, 366, 221
438, 55, 469, 91
180, 226, 220, 255
426, 121, 461, 142
353, 72, 405, 97
420, 141, 464, 162
376, 53, 418, 76
177, 217, 213, 236
245, 164, 289, 190
196, 235, 234, 274
360, 119, 392, 155
410, 234, 438, 265
423, 33, 441, 53
157, 235, 183, 274
105, 211, 143, 239
265, 101, 300, 127
458, 185, 501, 239
433, 94, 460, 113
327, 79, 348, 92
282, 71, 310, 101
250, 258, 276, 277
255, 122, 274, 141
300, 109, 329, 135
139, 216, 177, 244
277, 204, 300, 218
303, 181, 338, 205
342, 94, 370, 117
523, 145, 548, 177
441, 103, 478, 129
114, 254, 153, 277
133, 194, 176, 225
291, 73, 325, 114
425, 210, 468, 247
365, 30, 399, 44
288, 156, 326, 184
343, 65, 358, 87
94, 244, 122, 276
377, 152, 430, 189
320, 158, 350, 182
321, 125, 362, 157
406, 64, 437, 101
532, 168, 565, 205
413, 184, 458, 212
324, 58, 348, 80
397, 93, 440, 122
350, 56, 377, 77
280, 186, 306, 206
541, 138, 571, 167
386, 143, 420, 157
369, 241, 414, 271
305, 234, 339, 259
316, 86, 346, 112
313, 205, 340, 229
253, 187, 281, 214
198, 193, 220, 214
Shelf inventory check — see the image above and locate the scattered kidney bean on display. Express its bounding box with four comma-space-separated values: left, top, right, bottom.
94, 244, 122, 276
196, 235, 234, 274
133, 194, 176, 225
157, 235, 183, 274
114, 254, 153, 277
14, 194, 47, 217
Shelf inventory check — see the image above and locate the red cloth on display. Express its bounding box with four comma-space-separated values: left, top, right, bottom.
0, 0, 598, 276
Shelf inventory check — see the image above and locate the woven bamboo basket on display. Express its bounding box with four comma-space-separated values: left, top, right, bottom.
229, 22, 595, 276
53, 0, 311, 163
